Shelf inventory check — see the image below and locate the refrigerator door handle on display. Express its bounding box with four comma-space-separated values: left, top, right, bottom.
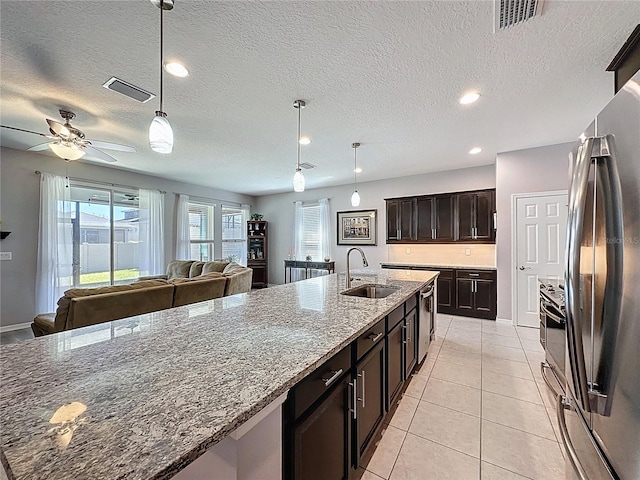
557, 395, 589, 480
587, 134, 624, 417
565, 138, 593, 413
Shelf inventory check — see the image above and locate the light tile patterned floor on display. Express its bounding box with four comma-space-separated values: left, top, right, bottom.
366, 314, 566, 480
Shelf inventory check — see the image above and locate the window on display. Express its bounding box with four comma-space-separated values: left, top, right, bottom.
221, 205, 248, 265
301, 204, 321, 261
188, 202, 215, 261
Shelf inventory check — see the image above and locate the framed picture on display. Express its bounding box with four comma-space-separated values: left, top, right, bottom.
337, 209, 377, 245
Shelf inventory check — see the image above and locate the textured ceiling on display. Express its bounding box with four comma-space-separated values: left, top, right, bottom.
1, 1, 639, 196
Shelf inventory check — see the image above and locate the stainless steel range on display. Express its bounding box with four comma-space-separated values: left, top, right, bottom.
539, 278, 566, 393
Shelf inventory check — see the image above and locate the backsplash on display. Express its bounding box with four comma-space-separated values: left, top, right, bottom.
387, 244, 496, 267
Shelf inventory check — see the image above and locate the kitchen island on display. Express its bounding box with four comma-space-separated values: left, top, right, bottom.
0, 269, 438, 480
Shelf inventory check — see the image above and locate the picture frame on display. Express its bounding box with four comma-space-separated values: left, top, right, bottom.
337, 209, 377, 245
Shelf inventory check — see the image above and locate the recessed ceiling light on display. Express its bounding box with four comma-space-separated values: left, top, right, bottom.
299, 136, 311, 145
354, 167, 363, 173
164, 61, 189, 78
469, 147, 482, 155
459, 92, 480, 105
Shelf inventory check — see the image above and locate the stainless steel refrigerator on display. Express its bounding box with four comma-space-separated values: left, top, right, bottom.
560, 69, 640, 479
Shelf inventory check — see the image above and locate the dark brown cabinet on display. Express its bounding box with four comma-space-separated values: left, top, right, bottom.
386, 189, 494, 244
386, 316, 404, 410
247, 220, 268, 288
403, 308, 418, 379
456, 190, 495, 242
354, 340, 385, 465
436, 269, 455, 311
454, 270, 497, 320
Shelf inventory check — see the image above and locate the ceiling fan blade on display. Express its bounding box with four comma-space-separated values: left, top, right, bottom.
27, 142, 53, 152
85, 146, 117, 163
46, 118, 71, 138
86, 140, 136, 152
1, 125, 48, 137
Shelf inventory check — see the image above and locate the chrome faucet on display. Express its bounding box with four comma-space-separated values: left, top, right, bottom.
346, 247, 369, 289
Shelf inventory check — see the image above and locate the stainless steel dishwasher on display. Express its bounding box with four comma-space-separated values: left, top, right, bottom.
418, 281, 436, 363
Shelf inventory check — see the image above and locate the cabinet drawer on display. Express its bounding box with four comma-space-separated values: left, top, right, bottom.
356, 318, 385, 361
405, 294, 417, 314
293, 347, 351, 418
456, 270, 495, 281
387, 304, 404, 332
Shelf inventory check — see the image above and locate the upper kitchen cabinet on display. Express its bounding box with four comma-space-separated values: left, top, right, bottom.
386, 189, 494, 244
456, 189, 495, 242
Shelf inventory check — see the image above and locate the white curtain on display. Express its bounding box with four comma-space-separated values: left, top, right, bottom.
175, 194, 190, 260
319, 198, 331, 262
138, 189, 165, 276
240, 204, 250, 266
291, 201, 304, 281
36, 173, 73, 313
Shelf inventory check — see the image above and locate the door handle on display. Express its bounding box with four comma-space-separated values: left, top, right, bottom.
557, 395, 589, 480
358, 370, 366, 409
349, 379, 357, 420
518, 266, 532, 270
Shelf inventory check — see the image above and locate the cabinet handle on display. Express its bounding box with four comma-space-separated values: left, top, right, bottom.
368, 332, 383, 343
402, 324, 407, 344
322, 368, 343, 387
350, 379, 357, 420
469, 273, 480, 277
406, 319, 411, 343
432, 228, 436, 239
358, 370, 366, 409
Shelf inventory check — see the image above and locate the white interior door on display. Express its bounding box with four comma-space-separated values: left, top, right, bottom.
515, 193, 568, 327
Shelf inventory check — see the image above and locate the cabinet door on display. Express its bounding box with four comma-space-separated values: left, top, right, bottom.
355, 341, 385, 465
386, 200, 399, 241
293, 378, 350, 480
434, 195, 454, 241
399, 198, 415, 241
404, 310, 418, 379
456, 193, 475, 241
437, 274, 454, 309
386, 321, 404, 409
474, 190, 495, 241
455, 278, 475, 312
415, 197, 434, 241
474, 279, 496, 318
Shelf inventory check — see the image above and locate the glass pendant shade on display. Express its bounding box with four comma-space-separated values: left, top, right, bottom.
351, 190, 361, 207
49, 142, 86, 161
149, 112, 173, 153
293, 169, 305, 192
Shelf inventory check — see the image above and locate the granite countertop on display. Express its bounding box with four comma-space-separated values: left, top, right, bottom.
0, 269, 438, 480
381, 262, 496, 271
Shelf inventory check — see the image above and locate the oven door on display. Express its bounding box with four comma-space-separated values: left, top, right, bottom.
541, 297, 567, 388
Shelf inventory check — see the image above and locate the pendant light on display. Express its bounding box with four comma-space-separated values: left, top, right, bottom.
293, 100, 306, 192
351, 142, 361, 206
149, 0, 174, 154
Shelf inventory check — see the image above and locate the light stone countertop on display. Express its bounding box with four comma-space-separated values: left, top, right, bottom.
0, 269, 438, 480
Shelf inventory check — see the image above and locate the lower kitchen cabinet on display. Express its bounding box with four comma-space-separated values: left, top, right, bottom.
454, 270, 497, 320
354, 340, 385, 465
386, 315, 404, 410
403, 308, 418, 379
290, 377, 350, 480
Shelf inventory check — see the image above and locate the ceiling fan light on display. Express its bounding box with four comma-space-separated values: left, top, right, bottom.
293, 169, 305, 192
149, 112, 173, 153
351, 190, 361, 207
49, 142, 86, 161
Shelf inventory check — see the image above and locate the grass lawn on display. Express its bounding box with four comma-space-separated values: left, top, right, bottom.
80, 269, 140, 284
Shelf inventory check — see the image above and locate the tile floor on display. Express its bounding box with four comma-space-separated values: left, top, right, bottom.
363, 314, 566, 480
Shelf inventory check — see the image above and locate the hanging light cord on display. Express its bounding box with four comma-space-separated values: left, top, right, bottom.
159, 0, 164, 113
353, 145, 357, 190
296, 103, 301, 171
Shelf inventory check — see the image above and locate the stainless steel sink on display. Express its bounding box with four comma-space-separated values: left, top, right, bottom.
340, 284, 401, 299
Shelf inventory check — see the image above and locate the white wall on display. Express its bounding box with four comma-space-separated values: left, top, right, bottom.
495, 142, 572, 322
255, 165, 496, 285
0, 147, 255, 328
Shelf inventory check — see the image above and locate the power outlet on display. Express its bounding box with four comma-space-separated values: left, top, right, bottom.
405, 248, 411, 255
465, 249, 471, 256
0, 252, 12, 261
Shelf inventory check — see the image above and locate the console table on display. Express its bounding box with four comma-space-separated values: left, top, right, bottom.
284, 260, 335, 283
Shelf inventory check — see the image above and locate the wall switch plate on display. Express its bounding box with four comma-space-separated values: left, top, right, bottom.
465, 249, 471, 256
405, 248, 411, 254
0, 252, 12, 261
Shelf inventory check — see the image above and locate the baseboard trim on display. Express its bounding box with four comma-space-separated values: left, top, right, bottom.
0, 322, 31, 333
496, 317, 514, 326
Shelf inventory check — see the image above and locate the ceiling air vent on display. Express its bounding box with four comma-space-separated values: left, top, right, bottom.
103, 77, 155, 103
494, 0, 544, 31
299, 162, 316, 170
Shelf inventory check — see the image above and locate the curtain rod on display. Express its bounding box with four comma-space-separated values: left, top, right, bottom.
34, 170, 166, 194
174, 192, 251, 208
292, 197, 330, 204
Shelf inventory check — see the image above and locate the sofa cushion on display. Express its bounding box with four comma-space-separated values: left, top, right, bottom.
166, 260, 196, 280
202, 261, 229, 274
222, 262, 245, 275
189, 261, 205, 278
172, 276, 227, 307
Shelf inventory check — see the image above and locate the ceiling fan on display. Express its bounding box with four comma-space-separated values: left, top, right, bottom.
1, 109, 136, 162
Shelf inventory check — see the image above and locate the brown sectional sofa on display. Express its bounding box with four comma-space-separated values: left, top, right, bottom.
32, 261, 252, 337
